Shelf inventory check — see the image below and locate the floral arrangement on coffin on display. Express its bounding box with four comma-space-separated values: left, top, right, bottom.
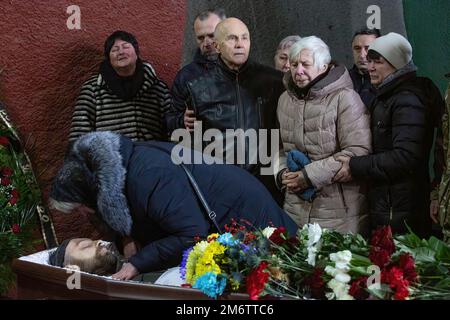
260, 224, 450, 300
180, 219, 450, 300
0, 110, 41, 295
180, 219, 292, 299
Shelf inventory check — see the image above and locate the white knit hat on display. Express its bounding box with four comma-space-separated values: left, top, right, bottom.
368, 32, 413, 69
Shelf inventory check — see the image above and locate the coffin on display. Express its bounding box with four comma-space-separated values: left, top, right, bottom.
12, 250, 249, 300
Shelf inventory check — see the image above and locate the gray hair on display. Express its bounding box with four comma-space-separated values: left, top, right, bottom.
276, 35, 302, 52
48, 197, 80, 213
289, 36, 331, 69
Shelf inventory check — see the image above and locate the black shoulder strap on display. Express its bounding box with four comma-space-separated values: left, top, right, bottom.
134, 142, 221, 233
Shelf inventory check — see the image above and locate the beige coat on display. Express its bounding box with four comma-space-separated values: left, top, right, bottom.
276, 64, 371, 234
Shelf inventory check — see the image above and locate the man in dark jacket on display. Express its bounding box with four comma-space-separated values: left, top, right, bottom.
348, 28, 380, 108
334, 33, 435, 238
172, 17, 285, 204
165, 9, 226, 133
49, 132, 298, 280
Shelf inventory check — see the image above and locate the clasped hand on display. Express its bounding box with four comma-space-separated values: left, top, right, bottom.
333, 155, 352, 183
281, 170, 309, 193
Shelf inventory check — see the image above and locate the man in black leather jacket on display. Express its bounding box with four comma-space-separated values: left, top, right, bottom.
177, 17, 285, 204
165, 9, 226, 133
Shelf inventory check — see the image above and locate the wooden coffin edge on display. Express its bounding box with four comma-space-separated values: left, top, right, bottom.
12, 259, 250, 300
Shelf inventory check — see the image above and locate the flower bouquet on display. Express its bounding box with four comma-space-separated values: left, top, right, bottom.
0, 110, 41, 295
261, 224, 450, 300
180, 219, 289, 299
179, 218, 450, 300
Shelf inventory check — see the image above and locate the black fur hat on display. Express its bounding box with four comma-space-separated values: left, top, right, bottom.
50, 156, 97, 209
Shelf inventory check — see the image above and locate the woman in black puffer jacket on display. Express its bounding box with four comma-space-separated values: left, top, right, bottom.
335, 33, 435, 238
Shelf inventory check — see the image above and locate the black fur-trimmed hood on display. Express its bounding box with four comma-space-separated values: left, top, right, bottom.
51, 132, 133, 236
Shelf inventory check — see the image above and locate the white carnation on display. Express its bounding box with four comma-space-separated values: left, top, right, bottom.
306, 246, 318, 266
262, 227, 277, 239
334, 272, 351, 284
307, 223, 322, 246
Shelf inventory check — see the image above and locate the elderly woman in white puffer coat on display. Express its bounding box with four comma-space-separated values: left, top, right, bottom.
275, 36, 372, 235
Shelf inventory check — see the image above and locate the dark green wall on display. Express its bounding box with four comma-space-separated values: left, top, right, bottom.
403, 0, 450, 95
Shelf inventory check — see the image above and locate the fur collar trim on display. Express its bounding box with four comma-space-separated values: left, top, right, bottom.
56, 132, 133, 236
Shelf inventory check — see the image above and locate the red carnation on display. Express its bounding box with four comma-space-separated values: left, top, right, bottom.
381, 266, 410, 300
370, 226, 395, 254
1, 177, 11, 186
9, 197, 18, 205
246, 261, 270, 300
349, 276, 370, 300
0, 136, 9, 146
393, 283, 410, 300
1, 167, 13, 177
399, 253, 418, 283
369, 247, 391, 267
303, 268, 326, 299
11, 224, 20, 234
269, 227, 287, 245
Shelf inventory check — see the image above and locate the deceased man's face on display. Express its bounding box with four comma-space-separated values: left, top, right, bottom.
64, 238, 122, 275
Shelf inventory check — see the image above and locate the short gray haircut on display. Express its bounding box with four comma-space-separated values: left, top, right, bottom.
195, 8, 226, 22
289, 36, 331, 69
48, 197, 80, 213
276, 35, 302, 52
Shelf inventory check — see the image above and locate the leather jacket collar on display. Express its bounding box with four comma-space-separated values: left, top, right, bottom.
217, 56, 250, 79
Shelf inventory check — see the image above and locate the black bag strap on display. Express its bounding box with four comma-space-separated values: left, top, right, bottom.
134, 142, 221, 233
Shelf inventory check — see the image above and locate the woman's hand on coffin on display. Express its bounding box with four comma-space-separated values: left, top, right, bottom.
111, 262, 139, 281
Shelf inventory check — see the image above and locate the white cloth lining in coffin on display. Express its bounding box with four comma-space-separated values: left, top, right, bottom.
18, 249, 184, 287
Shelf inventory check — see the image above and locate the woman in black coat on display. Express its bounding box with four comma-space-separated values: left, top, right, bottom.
334, 33, 434, 238
50, 131, 297, 279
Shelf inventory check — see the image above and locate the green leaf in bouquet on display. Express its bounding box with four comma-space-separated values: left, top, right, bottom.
433, 277, 450, 288
432, 263, 449, 276
351, 253, 372, 266
395, 224, 429, 248
350, 266, 371, 276
427, 237, 450, 263
367, 283, 392, 300
410, 247, 436, 263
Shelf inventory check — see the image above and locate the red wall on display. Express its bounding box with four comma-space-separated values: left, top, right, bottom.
0, 0, 186, 240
